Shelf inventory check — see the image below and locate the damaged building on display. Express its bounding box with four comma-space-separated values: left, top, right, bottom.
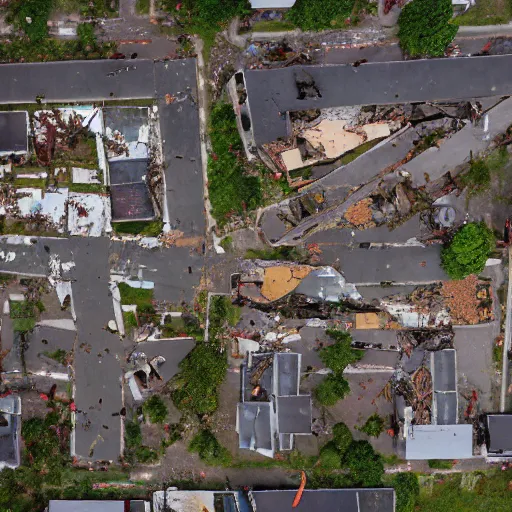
237, 351, 312, 457
104, 107, 158, 223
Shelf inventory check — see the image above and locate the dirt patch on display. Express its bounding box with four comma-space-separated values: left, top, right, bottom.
344, 198, 374, 227
442, 275, 481, 325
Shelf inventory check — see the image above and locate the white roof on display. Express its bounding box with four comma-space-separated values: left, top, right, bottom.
49, 501, 124, 512
406, 424, 473, 460
249, 0, 296, 8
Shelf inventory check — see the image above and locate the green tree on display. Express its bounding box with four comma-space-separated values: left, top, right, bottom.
398, 0, 458, 57
172, 343, 228, 415
315, 374, 350, 406
345, 440, 384, 487
319, 329, 362, 374
358, 413, 385, 438
143, 395, 168, 424
441, 222, 494, 279
319, 441, 342, 469
332, 422, 353, 457
188, 429, 231, 466
77, 23, 96, 48
393, 473, 420, 512
8, 0, 53, 42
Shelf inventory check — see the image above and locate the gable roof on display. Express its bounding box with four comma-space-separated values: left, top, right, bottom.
251, 489, 395, 512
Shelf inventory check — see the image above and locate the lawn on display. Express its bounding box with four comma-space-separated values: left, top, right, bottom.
416, 470, 512, 512
111, 220, 163, 237
454, 0, 512, 26
251, 20, 296, 32
118, 282, 154, 307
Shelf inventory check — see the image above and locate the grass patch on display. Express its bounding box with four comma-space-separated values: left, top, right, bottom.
416, 470, 512, 511
0, 36, 117, 64
68, 183, 107, 194
454, 0, 512, 26
244, 246, 305, 261
219, 236, 233, 252
118, 283, 153, 308
123, 311, 138, 335
207, 102, 262, 226
13, 178, 47, 188
428, 459, 454, 469
10, 300, 36, 333
143, 395, 168, 424
339, 138, 383, 165
112, 220, 163, 237
251, 20, 296, 32
43, 349, 68, 365
135, 0, 149, 14
13, 317, 36, 333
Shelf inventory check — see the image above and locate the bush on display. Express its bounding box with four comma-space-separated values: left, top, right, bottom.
169, 0, 247, 24
318, 441, 342, 469
358, 413, 385, 438
428, 459, 454, 469
77, 23, 96, 48
143, 395, 168, 424
9, 0, 53, 42
462, 159, 490, 197
172, 343, 228, 415
207, 102, 262, 226
332, 422, 353, 457
393, 472, 420, 512
188, 429, 231, 466
319, 329, 363, 374
125, 421, 142, 449
345, 440, 384, 487
441, 222, 494, 280
315, 374, 350, 406
398, 0, 458, 57
287, 0, 355, 31
135, 446, 159, 463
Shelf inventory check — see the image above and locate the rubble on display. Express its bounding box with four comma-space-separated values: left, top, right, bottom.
344, 198, 374, 227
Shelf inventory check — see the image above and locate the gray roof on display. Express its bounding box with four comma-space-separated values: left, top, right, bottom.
277, 395, 312, 434
434, 393, 458, 426
432, 349, 456, 392
0, 395, 21, 468
244, 55, 512, 145
251, 489, 395, 512
405, 424, 473, 460
487, 414, 512, 454
110, 182, 155, 221
109, 159, 148, 185
237, 402, 274, 452
0, 111, 28, 154
49, 501, 124, 512
273, 352, 300, 396
0, 60, 155, 104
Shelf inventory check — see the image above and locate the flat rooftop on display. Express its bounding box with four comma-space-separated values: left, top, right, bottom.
0, 111, 28, 154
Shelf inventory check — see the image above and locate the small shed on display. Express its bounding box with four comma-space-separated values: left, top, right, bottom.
486, 414, 512, 457
0, 111, 28, 156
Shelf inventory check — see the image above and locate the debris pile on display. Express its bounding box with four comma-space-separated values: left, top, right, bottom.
344, 198, 374, 228
442, 275, 493, 325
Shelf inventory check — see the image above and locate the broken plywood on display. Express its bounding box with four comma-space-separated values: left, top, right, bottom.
260, 265, 312, 302
363, 123, 391, 141
302, 120, 364, 159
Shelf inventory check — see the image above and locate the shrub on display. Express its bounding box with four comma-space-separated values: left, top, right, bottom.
170, 0, 248, 24
319, 329, 363, 374
393, 472, 420, 512
319, 441, 342, 469
125, 421, 142, 449
172, 343, 228, 415
358, 413, 385, 438
143, 395, 168, 424
188, 429, 231, 466
428, 459, 454, 469
345, 440, 384, 487
77, 23, 96, 48
9, 0, 53, 42
332, 422, 353, 457
398, 0, 458, 57
462, 159, 490, 197
315, 374, 350, 406
287, 0, 355, 31
135, 446, 159, 463
441, 222, 494, 279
